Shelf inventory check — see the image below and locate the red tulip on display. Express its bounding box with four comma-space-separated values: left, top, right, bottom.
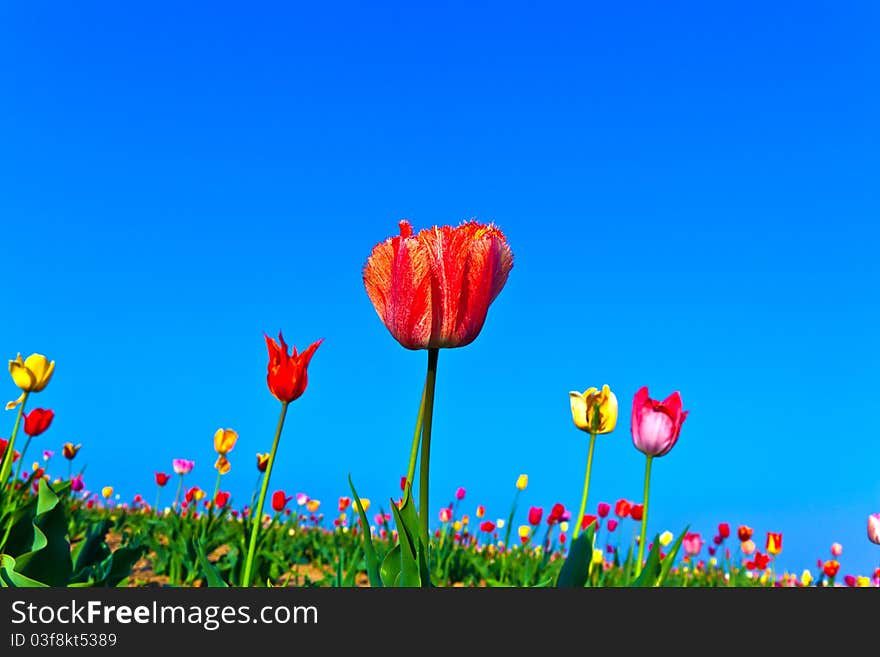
766, 532, 783, 556
23, 408, 54, 437
718, 523, 730, 539
271, 490, 292, 513
548, 503, 566, 525
630, 504, 644, 522
596, 502, 611, 518
264, 332, 322, 403
630, 386, 688, 457
338, 496, 351, 512
0, 438, 20, 464
713, 535, 723, 545
479, 520, 496, 533
737, 525, 753, 542
614, 499, 631, 519
214, 491, 231, 508
528, 506, 543, 526
580, 514, 597, 531
606, 519, 618, 532
823, 560, 840, 578
155, 472, 170, 487
362, 220, 514, 350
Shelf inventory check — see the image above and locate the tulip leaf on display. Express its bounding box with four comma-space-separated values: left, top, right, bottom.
348, 474, 382, 587
631, 534, 663, 587
396, 483, 431, 586
555, 523, 595, 587
380, 543, 402, 587
194, 537, 228, 587
71, 519, 113, 577
389, 495, 421, 587
0, 555, 48, 587
14, 480, 72, 586
657, 525, 690, 587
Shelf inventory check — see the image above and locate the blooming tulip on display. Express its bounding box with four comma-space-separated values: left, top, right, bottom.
830, 542, 843, 557
597, 502, 610, 518
0, 438, 20, 464
214, 491, 231, 508
455, 487, 466, 500
480, 520, 496, 533
569, 384, 618, 539
272, 490, 292, 513
630, 386, 688, 577
23, 408, 54, 437
102, 486, 114, 499
718, 523, 730, 539
737, 525, 753, 542
362, 220, 513, 351
630, 504, 644, 522
7, 352, 55, 409
439, 507, 452, 523
766, 532, 783, 556
683, 532, 703, 557
256, 453, 270, 473
516, 474, 528, 491
306, 499, 321, 513
659, 531, 673, 547
214, 428, 238, 455
607, 519, 618, 532
70, 474, 84, 492
518, 525, 531, 543
580, 514, 597, 531
528, 506, 543, 526
630, 387, 688, 458
173, 459, 194, 475
741, 540, 756, 556
264, 333, 322, 404
63, 443, 81, 460
155, 472, 170, 487
823, 560, 840, 578
476, 505, 486, 518
42, 450, 54, 461
214, 455, 231, 475
614, 499, 631, 518
339, 497, 352, 512
868, 514, 880, 545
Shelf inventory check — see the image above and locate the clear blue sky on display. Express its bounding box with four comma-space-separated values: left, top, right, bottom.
2, 1, 878, 578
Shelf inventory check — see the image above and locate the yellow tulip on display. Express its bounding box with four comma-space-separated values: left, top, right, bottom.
192, 488, 206, 501
516, 474, 528, 490
560, 521, 569, 533
801, 569, 813, 586
659, 531, 674, 547
101, 486, 114, 499
306, 499, 321, 513
359, 498, 371, 513
518, 525, 530, 540
453, 521, 462, 532
213, 428, 238, 455
857, 576, 870, 587
569, 384, 618, 435
7, 352, 55, 409
592, 548, 604, 565
214, 454, 231, 475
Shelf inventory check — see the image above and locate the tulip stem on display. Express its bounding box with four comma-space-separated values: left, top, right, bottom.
573, 432, 597, 540
13, 435, 33, 484
242, 401, 289, 587
173, 475, 184, 510
418, 348, 439, 564
635, 455, 654, 578
0, 393, 28, 494
212, 470, 222, 514
405, 383, 427, 490
154, 487, 162, 516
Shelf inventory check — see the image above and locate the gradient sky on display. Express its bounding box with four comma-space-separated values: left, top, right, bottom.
2, 1, 878, 578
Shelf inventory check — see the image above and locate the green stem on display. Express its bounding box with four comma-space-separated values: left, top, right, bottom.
173, 475, 184, 510
212, 469, 222, 512
635, 455, 654, 577
405, 383, 427, 489
418, 348, 439, 560
573, 432, 597, 540
13, 434, 33, 483
242, 401, 289, 587
0, 392, 28, 494
154, 487, 162, 515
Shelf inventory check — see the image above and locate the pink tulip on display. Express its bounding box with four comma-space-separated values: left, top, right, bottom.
830, 542, 843, 557
682, 532, 703, 557
630, 386, 688, 457
868, 514, 880, 545
455, 487, 466, 500
172, 459, 194, 475
439, 507, 452, 523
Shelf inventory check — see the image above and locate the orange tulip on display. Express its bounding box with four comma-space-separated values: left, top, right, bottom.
213, 428, 238, 455
265, 333, 322, 403
362, 220, 514, 350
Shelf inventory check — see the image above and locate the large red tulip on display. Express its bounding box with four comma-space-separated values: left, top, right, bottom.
630, 386, 688, 457
265, 332, 322, 403
23, 408, 54, 437
362, 220, 514, 350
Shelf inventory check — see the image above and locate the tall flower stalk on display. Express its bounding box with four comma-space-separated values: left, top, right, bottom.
630, 386, 688, 577
241, 332, 321, 587
569, 385, 617, 540
362, 219, 514, 577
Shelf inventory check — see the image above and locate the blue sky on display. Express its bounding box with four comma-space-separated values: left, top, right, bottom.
2, 1, 878, 578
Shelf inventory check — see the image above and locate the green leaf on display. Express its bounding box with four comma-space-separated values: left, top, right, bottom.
0, 555, 48, 587
389, 495, 421, 587
348, 475, 382, 587
396, 483, 431, 586
380, 544, 401, 587
631, 534, 663, 587
14, 480, 72, 586
194, 537, 229, 587
71, 519, 113, 577
556, 523, 596, 587
657, 525, 690, 586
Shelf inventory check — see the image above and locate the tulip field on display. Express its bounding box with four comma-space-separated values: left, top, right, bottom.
1, 220, 878, 588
